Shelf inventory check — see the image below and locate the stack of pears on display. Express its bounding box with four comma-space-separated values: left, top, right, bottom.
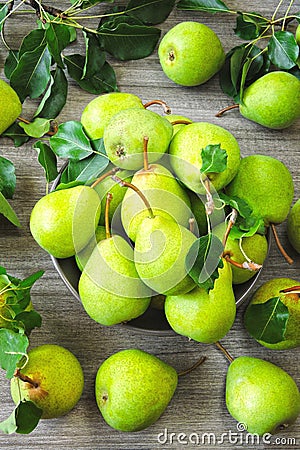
30, 91, 294, 342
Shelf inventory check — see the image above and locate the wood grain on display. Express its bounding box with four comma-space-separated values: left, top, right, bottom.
0, 1, 299, 449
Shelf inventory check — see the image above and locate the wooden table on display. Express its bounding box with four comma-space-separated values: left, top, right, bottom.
0, 1, 299, 449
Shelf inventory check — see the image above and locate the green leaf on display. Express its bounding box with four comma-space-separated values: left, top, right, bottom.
35, 67, 68, 119
66, 153, 109, 183
2, 123, 30, 147
177, 0, 229, 13
230, 214, 265, 239
4, 50, 19, 79
268, 31, 299, 70
185, 234, 224, 292
65, 54, 117, 94
45, 22, 72, 68
18, 269, 44, 290
234, 12, 268, 40
0, 401, 43, 434
14, 311, 42, 335
0, 329, 29, 378
50, 121, 94, 160
0, 3, 8, 32
244, 297, 289, 344
82, 31, 106, 79
33, 141, 58, 183
0, 156, 16, 198
125, 0, 175, 25
200, 144, 227, 174
19, 118, 51, 138
219, 193, 252, 218
10, 30, 51, 102
55, 181, 85, 191
98, 19, 161, 60
0, 192, 21, 227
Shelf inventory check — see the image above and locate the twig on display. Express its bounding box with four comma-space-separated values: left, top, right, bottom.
271, 223, 294, 265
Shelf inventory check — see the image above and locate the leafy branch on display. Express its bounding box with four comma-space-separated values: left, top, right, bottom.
177, 0, 300, 102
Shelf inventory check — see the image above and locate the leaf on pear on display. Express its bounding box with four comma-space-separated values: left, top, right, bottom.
0, 156, 16, 199
0, 192, 21, 227
49, 121, 94, 160
200, 144, 227, 174
0, 401, 43, 435
19, 118, 51, 138
33, 141, 58, 183
177, 0, 229, 13
55, 181, 85, 191
64, 54, 117, 94
2, 123, 30, 147
219, 193, 252, 218
268, 31, 299, 70
244, 297, 289, 344
125, 0, 175, 25
234, 12, 268, 40
98, 19, 161, 60
185, 233, 224, 292
34, 67, 68, 119
0, 329, 29, 378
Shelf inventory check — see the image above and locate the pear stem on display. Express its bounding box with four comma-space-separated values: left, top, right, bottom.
170, 119, 192, 126
280, 286, 300, 294
143, 136, 150, 171
222, 209, 238, 247
178, 356, 206, 377
105, 193, 113, 239
111, 175, 154, 219
215, 104, 239, 118
271, 223, 294, 265
203, 178, 214, 215
14, 369, 39, 388
90, 166, 120, 189
215, 341, 234, 363
189, 218, 195, 234
224, 253, 262, 271
143, 99, 172, 115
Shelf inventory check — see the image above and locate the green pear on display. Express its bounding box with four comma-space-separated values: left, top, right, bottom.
75, 225, 106, 271
158, 21, 225, 86
239, 72, 300, 129
0, 80, 22, 135
103, 108, 173, 170
226, 356, 300, 435
11, 344, 84, 419
213, 223, 268, 284
121, 163, 192, 241
78, 235, 151, 326
287, 199, 300, 253
93, 166, 132, 226
134, 215, 196, 295
169, 122, 241, 194
245, 278, 300, 350
95, 349, 178, 431
226, 155, 294, 225
296, 24, 300, 44
164, 114, 193, 135
164, 259, 236, 343
81, 92, 143, 139
30, 185, 101, 258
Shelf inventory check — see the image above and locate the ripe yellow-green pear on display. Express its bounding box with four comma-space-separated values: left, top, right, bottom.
158, 21, 225, 86
30, 185, 101, 258
0, 80, 22, 134
95, 349, 178, 431
245, 278, 300, 350
103, 108, 173, 170
75, 225, 106, 271
287, 199, 300, 253
239, 72, 300, 129
164, 259, 236, 343
79, 235, 151, 326
226, 155, 294, 225
11, 344, 84, 419
121, 163, 192, 241
81, 92, 143, 139
169, 122, 241, 193
226, 356, 300, 435
213, 223, 268, 284
134, 215, 196, 295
